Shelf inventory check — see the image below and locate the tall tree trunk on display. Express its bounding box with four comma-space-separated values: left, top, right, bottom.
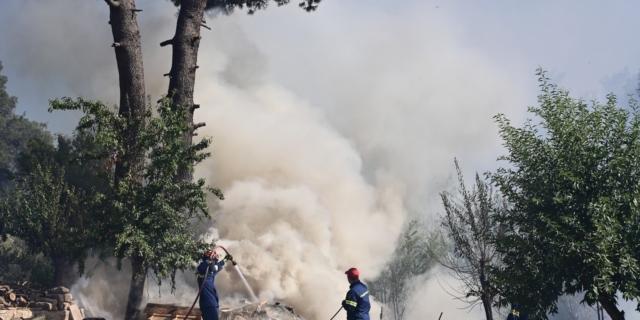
124, 255, 147, 320
103, 2, 146, 320
104, 0, 147, 183
163, 0, 208, 182
598, 292, 625, 320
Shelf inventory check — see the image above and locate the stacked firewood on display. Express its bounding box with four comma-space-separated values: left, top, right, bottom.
0, 283, 76, 311
0, 282, 32, 308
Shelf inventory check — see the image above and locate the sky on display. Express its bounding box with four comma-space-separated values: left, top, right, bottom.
1, 1, 640, 319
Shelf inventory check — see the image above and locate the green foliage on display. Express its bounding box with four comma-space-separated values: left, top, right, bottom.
439, 159, 505, 320
0, 236, 54, 290
49, 96, 223, 289
0, 158, 92, 273
0, 132, 106, 276
168, 0, 320, 14
0, 61, 52, 187
489, 68, 640, 318
369, 220, 443, 320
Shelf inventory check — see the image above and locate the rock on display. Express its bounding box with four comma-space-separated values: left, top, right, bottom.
51, 304, 59, 311
68, 304, 83, 320
0, 308, 33, 320
33, 310, 70, 320
48, 293, 73, 303
38, 297, 59, 305
59, 301, 71, 310
31, 302, 54, 311
49, 286, 70, 294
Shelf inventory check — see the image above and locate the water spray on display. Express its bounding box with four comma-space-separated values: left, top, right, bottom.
234, 263, 259, 302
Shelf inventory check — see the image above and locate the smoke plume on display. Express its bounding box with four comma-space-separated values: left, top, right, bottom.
0, 0, 536, 319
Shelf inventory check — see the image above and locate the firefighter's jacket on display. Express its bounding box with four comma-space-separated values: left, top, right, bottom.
196, 259, 226, 308
342, 280, 371, 320
507, 304, 520, 320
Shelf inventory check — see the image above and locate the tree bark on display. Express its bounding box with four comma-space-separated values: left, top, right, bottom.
104, 2, 147, 320
51, 254, 76, 288
165, 0, 208, 182
479, 260, 494, 320
598, 292, 625, 320
124, 255, 147, 320
51, 254, 66, 288
105, 0, 146, 184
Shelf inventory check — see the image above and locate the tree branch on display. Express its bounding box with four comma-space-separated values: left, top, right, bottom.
160, 39, 174, 47
104, 0, 120, 7
193, 122, 206, 130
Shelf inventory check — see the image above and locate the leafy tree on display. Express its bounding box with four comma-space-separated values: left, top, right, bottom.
0, 236, 54, 290
50, 96, 223, 320
0, 61, 51, 188
489, 69, 640, 320
369, 220, 443, 320
0, 158, 91, 288
439, 159, 505, 320
0, 133, 108, 288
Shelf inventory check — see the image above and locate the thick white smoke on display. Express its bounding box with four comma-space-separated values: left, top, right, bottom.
1, 1, 536, 319
191, 78, 407, 319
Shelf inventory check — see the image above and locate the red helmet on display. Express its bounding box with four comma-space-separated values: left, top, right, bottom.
203, 249, 218, 260
345, 268, 360, 278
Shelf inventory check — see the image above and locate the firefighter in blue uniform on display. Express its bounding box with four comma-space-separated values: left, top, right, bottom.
342, 268, 371, 320
506, 303, 520, 320
197, 249, 233, 320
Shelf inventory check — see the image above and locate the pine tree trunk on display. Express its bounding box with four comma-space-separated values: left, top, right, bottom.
103, 2, 147, 320
598, 292, 625, 320
124, 255, 147, 320
104, 0, 146, 184
164, 0, 208, 182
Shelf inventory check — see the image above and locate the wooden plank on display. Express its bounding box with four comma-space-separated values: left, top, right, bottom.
144, 303, 202, 316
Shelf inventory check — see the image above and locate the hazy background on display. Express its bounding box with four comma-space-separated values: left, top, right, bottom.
1, 0, 639, 319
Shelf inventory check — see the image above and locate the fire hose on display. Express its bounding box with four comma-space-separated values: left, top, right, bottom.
329, 306, 343, 320
184, 245, 235, 320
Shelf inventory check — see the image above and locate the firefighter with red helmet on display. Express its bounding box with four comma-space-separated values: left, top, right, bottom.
342, 268, 371, 320
197, 249, 232, 320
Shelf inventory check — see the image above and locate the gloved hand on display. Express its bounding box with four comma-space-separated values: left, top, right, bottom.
224, 254, 233, 262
